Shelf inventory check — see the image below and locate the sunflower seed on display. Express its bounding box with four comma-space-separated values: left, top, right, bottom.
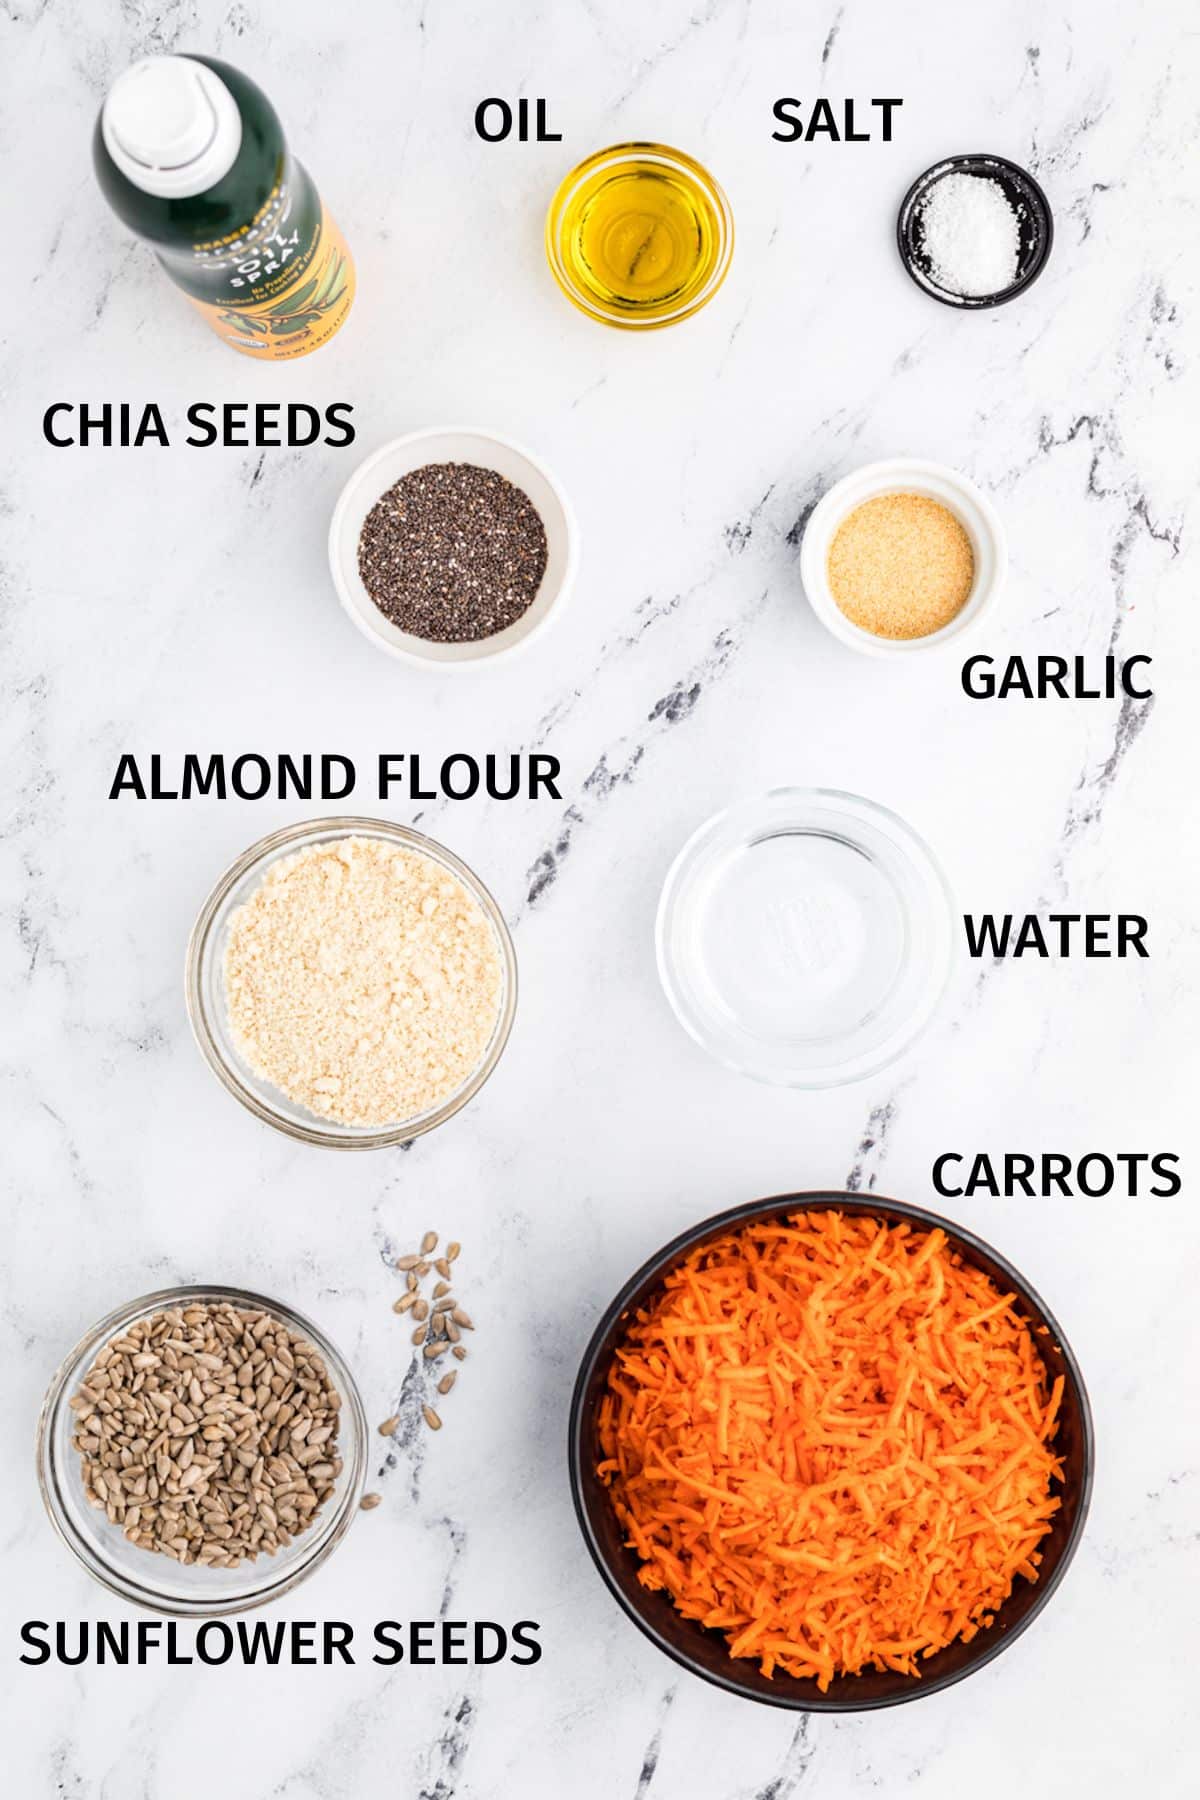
420, 1231, 438, 1255
393, 1293, 416, 1315
433, 1281, 451, 1299
446, 1242, 461, 1263
411, 1325, 427, 1346
437, 1372, 457, 1396
423, 1341, 449, 1360
69, 1301, 341, 1568
360, 1491, 383, 1510
446, 1319, 461, 1344
395, 1255, 421, 1271
422, 1406, 442, 1431
452, 1346, 467, 1361
451, 1307, 474, 1330
434, 1258, 452, 1279
378, 1416, 400, 1437
413, 1299, 430, 1322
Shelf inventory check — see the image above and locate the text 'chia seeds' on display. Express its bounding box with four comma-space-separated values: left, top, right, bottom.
357, 462, 549, 643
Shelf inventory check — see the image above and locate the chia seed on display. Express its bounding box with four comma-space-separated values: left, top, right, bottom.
357, 462, 549, 644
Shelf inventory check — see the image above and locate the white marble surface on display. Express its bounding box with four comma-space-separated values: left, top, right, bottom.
2, 0, 1198, 1794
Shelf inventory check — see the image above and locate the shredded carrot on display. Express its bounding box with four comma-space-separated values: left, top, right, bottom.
597, 1211, 1064, 1690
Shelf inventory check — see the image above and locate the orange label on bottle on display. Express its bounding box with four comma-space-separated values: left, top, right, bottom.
188, 210, 355, 360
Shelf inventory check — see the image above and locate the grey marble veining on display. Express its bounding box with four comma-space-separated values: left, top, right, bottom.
1, 1, 1198, 1795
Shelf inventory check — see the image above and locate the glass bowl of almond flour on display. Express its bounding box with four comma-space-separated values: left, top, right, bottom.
36, 1285, 368, 1614
186, 818, 517, 1148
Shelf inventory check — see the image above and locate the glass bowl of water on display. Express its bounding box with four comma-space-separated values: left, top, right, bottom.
655, 789, 955, 1088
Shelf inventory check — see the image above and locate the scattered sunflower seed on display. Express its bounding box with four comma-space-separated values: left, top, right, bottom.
389, 1228, 473, 1430
360, 1491, 383, 1510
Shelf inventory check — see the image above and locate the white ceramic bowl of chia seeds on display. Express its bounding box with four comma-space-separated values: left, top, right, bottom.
329, 426, 578, 668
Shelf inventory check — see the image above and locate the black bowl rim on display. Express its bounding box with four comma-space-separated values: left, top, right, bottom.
896, 153, 1055, 310
568, 1190, 1095, 1712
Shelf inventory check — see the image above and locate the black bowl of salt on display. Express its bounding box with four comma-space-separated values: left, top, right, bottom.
897, 153, 1053, 309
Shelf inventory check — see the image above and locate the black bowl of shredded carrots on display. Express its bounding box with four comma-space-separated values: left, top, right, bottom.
569, 1194, 1093, 1711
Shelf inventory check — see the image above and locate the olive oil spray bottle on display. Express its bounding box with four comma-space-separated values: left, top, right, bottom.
94, 55, 354, 359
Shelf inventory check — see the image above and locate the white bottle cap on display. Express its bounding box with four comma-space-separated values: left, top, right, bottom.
102, 56, 243, 199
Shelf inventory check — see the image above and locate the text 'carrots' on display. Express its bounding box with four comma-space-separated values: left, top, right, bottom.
597, 1210, 1064, 1690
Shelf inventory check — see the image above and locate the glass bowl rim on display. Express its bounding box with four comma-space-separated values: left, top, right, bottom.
185, 815, 519, 1149
36, 1283, 369, 1616
655, 787, 956, 1088
544, 139, 735, 330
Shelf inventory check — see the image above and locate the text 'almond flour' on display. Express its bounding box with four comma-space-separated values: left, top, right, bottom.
223, 836, 503, 1127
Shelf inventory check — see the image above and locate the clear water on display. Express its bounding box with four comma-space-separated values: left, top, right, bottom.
690, 829, 906, 1043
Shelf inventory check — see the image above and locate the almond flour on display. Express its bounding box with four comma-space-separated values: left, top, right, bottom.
223, 835, 503, 1128
827, 492, 974, 640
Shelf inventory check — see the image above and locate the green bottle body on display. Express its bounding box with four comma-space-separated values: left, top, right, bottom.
95, 57, 354, 358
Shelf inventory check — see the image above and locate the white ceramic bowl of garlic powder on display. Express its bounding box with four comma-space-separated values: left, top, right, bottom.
798, 457, 1008, 659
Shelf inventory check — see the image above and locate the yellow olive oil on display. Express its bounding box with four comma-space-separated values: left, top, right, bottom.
548, 144, 732, 328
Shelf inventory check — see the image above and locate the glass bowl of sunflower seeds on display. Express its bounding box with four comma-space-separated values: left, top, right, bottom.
36, 1285, 368, 1615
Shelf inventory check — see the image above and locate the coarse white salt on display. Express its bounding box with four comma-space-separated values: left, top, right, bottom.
917, 172, 1020, 299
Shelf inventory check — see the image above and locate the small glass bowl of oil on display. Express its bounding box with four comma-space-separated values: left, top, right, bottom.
545, 142, 733, 330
